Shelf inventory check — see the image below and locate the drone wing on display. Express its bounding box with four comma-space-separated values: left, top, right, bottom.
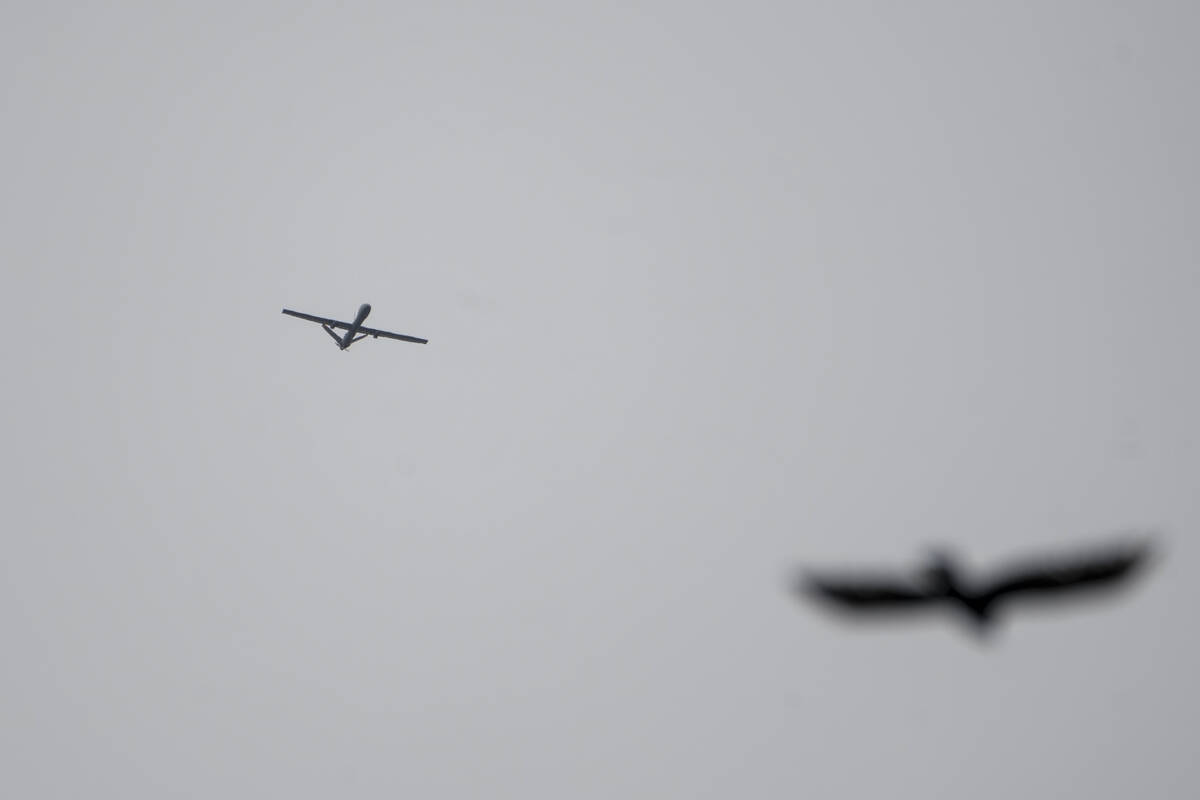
978, 537, 1154, 604
281, 309, 353, 329
357, 324, 428, 344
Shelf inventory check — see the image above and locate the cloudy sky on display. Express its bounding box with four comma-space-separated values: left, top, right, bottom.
4, 2, 1198, 797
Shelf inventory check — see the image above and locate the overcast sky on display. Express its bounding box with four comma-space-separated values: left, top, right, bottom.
4, 2, 1198, 797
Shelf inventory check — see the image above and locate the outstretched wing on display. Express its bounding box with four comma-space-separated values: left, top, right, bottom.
357, 325, 428, 344
798, 570, 938, 613
978, 537, 1154, 603
281, 309, 353, 330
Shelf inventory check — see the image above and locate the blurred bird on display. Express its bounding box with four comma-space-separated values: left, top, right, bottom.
796, 535, 1156, 635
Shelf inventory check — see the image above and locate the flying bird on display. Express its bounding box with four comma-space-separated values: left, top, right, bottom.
796, 536, 1155, 634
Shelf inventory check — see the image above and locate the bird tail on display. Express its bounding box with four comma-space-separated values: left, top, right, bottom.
963, 601, 996, 636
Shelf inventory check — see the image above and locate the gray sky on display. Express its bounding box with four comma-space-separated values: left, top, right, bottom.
4, 2, 1198, 797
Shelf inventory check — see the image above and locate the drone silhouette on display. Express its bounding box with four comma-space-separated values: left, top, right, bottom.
796, 535, 1155, 634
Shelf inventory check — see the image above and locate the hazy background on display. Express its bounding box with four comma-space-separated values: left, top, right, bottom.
3, 2, 1197, 797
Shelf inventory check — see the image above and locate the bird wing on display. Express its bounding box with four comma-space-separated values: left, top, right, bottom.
978, 538, 1154, 603
798, 570, 937, 613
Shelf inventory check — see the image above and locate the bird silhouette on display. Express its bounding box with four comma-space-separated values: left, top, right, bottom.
796, 536, 1155, 634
